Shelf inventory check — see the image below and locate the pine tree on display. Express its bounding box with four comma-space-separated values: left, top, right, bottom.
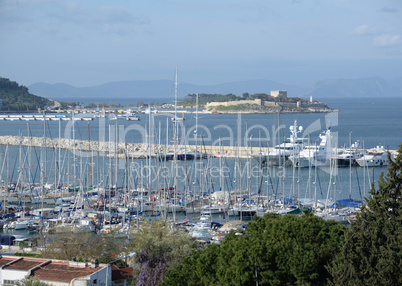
164, 211, 344, 285
329, 144, 402, 285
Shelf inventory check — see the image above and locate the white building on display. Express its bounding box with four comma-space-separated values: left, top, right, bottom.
270, 90, 287, 98
0, 256, 111, 286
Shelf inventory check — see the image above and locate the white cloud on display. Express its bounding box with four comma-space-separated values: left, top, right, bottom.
351, 25, 370, 35
373, 34, 401, 47
0, 0, 150, 36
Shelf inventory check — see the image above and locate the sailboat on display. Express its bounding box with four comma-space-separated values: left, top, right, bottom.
171, 68, 185, 122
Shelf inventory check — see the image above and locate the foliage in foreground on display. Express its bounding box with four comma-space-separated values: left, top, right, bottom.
164, 211, 345, 285
328, 145, 402, 285
15, 276, 48, 286
129, 220, 200, 286
39, 232, 126, 265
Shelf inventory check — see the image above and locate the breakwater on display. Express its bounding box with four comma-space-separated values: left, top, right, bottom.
0, 136, 268, 159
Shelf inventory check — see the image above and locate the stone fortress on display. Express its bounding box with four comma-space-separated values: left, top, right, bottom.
204, 90, 328, 110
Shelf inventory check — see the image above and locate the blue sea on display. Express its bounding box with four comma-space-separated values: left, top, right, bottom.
0, 97, 401, 149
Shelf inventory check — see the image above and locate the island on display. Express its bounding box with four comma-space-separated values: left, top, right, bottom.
178, 90, 336, 113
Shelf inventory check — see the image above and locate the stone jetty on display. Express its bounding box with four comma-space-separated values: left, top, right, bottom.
0, 136, 268, 159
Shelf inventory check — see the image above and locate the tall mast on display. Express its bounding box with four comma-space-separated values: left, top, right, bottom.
115, 119, 118, 190
58, 117, 61, 190
174, 66, 178, 121
194, 93, 198, 202
349, 131, 352, 199
148, 104, 153, 212
173, 66, 178, 222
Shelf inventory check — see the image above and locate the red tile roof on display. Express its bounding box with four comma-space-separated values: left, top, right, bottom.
3, 258, 43, 270
32, 262, 104, 283
0, 257, 18, 267
0, 256, 104, 283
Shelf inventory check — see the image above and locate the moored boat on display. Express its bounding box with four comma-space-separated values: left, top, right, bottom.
356, 146, 393, 167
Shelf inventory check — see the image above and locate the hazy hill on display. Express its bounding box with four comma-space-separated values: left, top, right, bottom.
28, 77, 402, 103
301, 77, 402, 98
390, 76, 402, 91
29, 79, 300, 102
29, 80, 175, 101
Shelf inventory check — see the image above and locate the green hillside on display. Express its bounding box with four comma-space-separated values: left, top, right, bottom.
0, 77, 51, 112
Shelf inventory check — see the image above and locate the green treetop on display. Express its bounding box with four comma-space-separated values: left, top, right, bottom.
328, 145, 402, 285
164, 211, 345, 286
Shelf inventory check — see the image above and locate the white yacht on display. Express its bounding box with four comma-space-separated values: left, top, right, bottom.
289, 124, 333, 168
356, 146, 393, 167
331, 141, 364, 167
255, 120, 305, 167
200, 203, 227, 215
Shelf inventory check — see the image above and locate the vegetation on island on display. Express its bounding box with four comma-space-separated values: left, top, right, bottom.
178, 92, 332, 113
0, 77, 52, 111
178, 93, 241, 107
178, 93, 319, 106
215, 103, 260, 111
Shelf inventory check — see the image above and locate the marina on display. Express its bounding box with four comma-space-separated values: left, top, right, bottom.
0, 97, 401, 245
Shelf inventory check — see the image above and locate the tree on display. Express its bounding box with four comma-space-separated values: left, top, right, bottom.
129, 220, 200, 286
40, 231, 126, 264
164, 211, 345, 285
163, 243, 221, 286
328, 145, 402, 285
15, 276, 48, 286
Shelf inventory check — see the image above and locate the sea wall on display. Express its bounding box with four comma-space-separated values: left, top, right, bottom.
0, 136, 267, 159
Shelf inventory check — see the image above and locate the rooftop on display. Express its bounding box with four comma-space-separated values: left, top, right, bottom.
0, 256, 19, 268
0, 256, 105, 283
33, 262, 103, 283
3, 258, 43, 271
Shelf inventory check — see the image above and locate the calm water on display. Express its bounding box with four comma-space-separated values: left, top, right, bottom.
0, 97, 401, 217
0, 97, 401, 149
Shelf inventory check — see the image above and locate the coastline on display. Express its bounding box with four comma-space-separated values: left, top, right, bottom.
199, 109, 340, 115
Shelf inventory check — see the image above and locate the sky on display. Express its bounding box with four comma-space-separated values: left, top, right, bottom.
0, 0, 401, 87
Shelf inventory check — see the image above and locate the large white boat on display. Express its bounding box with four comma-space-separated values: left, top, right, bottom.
200, 203, 227, 215
356, 146, 393, 167
331, 141, 364, 167
289, 124, 333, 168
255, 120, 305, 167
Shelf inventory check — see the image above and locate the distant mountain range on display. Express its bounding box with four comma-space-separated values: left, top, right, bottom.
28, 77, 402, 103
